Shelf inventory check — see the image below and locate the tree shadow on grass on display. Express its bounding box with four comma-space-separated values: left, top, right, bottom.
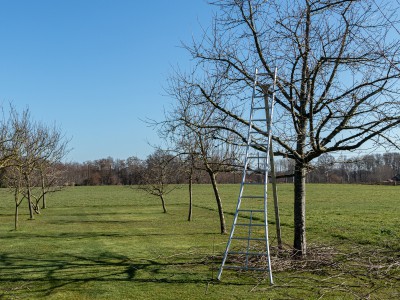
0, 250, 243, 299
0, 231, 217, 242
192, 204, 236, 217
1, 245, 398, 299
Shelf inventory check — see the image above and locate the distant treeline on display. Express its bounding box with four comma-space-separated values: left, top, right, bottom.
35, 151, 400, 186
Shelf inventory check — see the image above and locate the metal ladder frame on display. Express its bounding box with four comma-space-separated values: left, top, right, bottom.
217, 67, 277, 284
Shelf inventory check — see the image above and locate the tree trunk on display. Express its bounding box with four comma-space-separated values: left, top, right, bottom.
293, 160, 307, 257
294, 0, 310, 255
41, 174, 46, 209
188, 156, 194, 221
25, 174, 34, 220
27, 195, 34, 219
188, 176, 193, 221
293, 103, 308, 257
15, 203, 19, 230
14, 185, 21, 230
160, 194, 167, 213
208, 170, 226, 234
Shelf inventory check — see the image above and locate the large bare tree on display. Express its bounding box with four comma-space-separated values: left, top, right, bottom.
169, 0, 400, 256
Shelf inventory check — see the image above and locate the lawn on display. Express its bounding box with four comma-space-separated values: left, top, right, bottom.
0, 184, 399, 299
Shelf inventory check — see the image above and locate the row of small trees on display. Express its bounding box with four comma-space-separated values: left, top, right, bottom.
308, 153, 400, 184
55, 152, 400, 187
0, 107, 68, 229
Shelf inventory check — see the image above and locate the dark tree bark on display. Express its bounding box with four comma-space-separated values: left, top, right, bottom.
160, 194, 167, 214
188, 161, 193, 221
14, 203, 18, 230
207, 168, 226, 234
41, 172, 47, 209
25, 174, 34, 220
293, 160, 307, 256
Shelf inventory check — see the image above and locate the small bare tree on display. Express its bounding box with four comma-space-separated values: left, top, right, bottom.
35, 162, 65, 210
137, 149, 179, 213
173, 133, 199, 221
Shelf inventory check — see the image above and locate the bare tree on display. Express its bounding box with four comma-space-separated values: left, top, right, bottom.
37, 162, 65, 209
169, 0, 400, 256
137, 149, 179, 213
161, 76, 242, 233
6, 108, 69, 229
173, 133, 199, 222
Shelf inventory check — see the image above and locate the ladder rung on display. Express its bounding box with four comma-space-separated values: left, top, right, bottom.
249, 131, 262, 134
223, 265, 270, 272
228, 251, 267, 256
235, 223, 265, 227
253, 95, 264, 98
244, 170, 264, 173
247, 156, 268, 159
257, 73, 268, 76
241, 195, 264, 199
251, 119, 267, 122
231, 237, 266, 241
237, 209, 265, 213
244, 182, 265, 185
252, 106, 265, 110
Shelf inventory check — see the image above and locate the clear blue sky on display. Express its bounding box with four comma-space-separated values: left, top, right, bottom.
0, 0, 213, 162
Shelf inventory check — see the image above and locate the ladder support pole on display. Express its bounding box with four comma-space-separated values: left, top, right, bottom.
263, 82, 282, 250
269, 144, 282, 250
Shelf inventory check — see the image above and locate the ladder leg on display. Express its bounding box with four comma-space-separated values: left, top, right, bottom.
218, 67, 276, 284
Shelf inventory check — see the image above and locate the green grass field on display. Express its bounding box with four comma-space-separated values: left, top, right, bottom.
0, 184, 399, 299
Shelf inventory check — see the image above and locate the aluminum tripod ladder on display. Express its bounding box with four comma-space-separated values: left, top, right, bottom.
217, 68, 277, 284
